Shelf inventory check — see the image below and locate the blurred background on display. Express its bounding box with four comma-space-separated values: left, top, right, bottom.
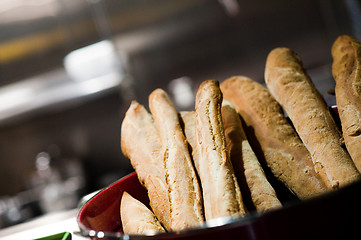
0, 0, 359, 228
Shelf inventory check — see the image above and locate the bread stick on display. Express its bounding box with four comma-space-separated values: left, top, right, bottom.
120, 101, 172, 230
181, 107, 281, 212
149, 89, 204, 231
265, 47, 360, 188
195, 80, 246, 220
120, 192, 166, 235
332, 35, 361, 172
221, 104, 282, 212
179, 111, 199, 171
221, 76, 328, 198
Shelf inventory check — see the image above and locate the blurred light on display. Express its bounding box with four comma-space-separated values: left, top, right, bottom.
64, 40, 123, 82
7, 207, 21, 223
168, 77, 194, 110
97, 231, 105, 238
35, 152, 51, 171
89, 230, 96, 237
0, 40, 125, 124
0, 87, 34, 112
0, 0, 60, 23
218, 0, 240, 17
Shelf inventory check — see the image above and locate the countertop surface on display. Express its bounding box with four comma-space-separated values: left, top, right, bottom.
0, 209, 83, 240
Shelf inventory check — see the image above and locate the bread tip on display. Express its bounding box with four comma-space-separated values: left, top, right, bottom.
199, 79, 220, 88
149, 88, 167, 101
128, 100, 142, 111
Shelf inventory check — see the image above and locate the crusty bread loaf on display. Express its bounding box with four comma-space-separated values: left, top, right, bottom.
148, 89, 204, 230
181, 103, 281, 213
195, 80, 246, 220
221, 76, 328, 199
265, 47, 361, 189
120, 101, 172, 230
332, 35, 361, 172
221, 104, 282, 212
120, 192, 166, 235
181, 109, 261, 212
179, 111, 199, 170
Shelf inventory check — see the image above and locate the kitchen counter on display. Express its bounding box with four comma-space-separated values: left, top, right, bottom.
0, 209, 82, 240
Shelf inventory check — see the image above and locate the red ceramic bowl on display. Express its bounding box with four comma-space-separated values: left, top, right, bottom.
77, 106, 361, 239
77, 171, 361, 240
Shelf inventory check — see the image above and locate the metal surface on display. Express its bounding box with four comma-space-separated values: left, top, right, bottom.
0, 40, 126, 126
0, 0, 206, 85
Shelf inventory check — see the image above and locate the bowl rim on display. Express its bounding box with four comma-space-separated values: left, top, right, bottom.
76, 168, 361, 239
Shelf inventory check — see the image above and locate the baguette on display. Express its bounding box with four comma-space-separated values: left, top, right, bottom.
179, 111, 199, 170
120, 101, 172, 230
221, 104, 282, 212
148, 89, 204, 231
221, 76, 328, 199
195, 80, 246, 220
331, 35, 361, 172
265, 47, 360, 188
120, 192, 166, 235
181, 106, 281, 212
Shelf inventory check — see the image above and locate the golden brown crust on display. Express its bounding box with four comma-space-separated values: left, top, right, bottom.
220, 76, 328, 199
120, 101, 172, 229
265, 47, 360, 188
120, 192, 166, 235
221, 104, 282, 212
332, 35, 361, 172
179, 111, 199, 171
149, 89, 204, 231
195, 80, 246, 220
